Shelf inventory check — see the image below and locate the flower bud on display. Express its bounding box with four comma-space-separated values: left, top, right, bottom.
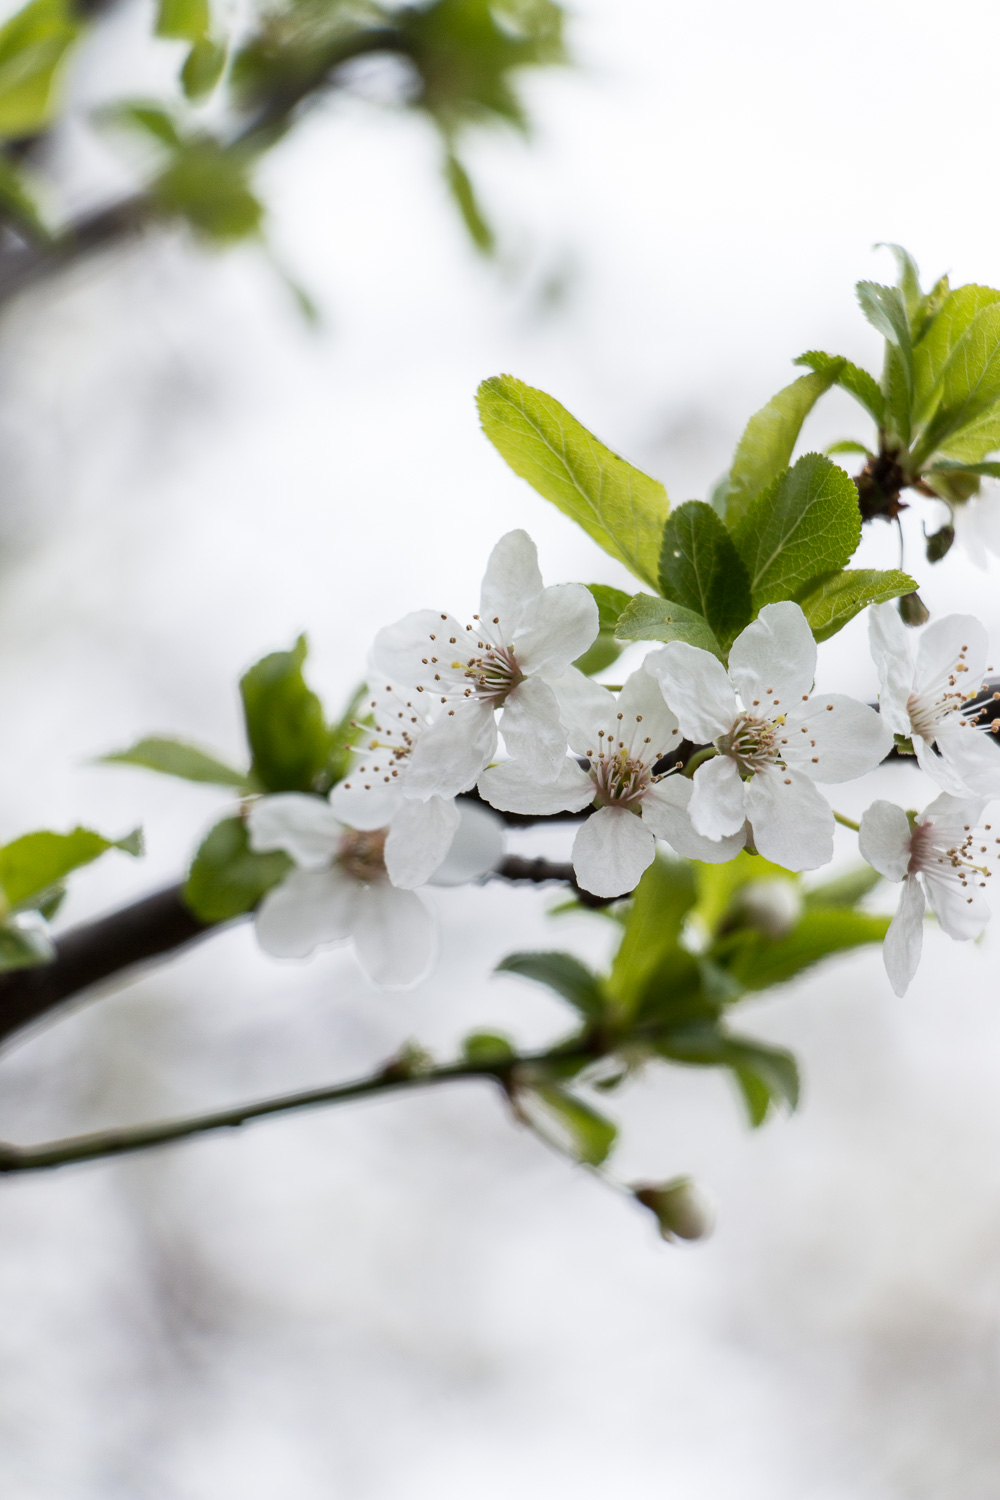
733, 877, 802, 939
898, 591, 930, 627
633, 1177, 713, 1242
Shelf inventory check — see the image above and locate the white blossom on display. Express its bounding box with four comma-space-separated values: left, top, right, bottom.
369, 530, 599, 798
479, 664, 745, 899
869, 604, 1000, 798
953, 481, 1000, 571
645, 602, 892, 872
246, 793, 502, 988
859, 793, 998, 996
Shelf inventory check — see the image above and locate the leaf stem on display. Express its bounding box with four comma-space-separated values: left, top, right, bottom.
833, 810, 861, 833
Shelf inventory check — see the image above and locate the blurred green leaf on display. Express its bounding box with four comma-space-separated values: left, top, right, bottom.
110, 101, 183, 148
154, 141, 262, 241
609, 856, 697, 1018
0, 916, 54, 971
462, 1030, 516, 1065
615, 593, 723, 659
184, 816, 290, 922
477, 375, 669, 589
326, 681, 370, 788
0, 0, 78, 140
444, 150, 494, 253
496, 950, 606, 1021
656, 1023, 799, 1126
794, 350, 884, 426
804, 863, 881, 909
0, 152, 45, 236
797, 567, 916, 642
240, 635, 329, 793
181, 36, 227, 99
100, 735, 251, 791
718, 367, 844, 526
731, 453, 861, 612
526, 1083, 617, 1165
156, 0, 209, 42
0, 826, 141, 909
715, 906, 889, 992
689, 849, 792, 939
657, 500, 752, 649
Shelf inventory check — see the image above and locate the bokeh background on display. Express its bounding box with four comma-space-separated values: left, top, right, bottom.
3, 0, 1000, 1494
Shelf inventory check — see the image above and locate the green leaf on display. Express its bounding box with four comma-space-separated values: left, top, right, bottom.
656, 1023, 799, 1126
0, 827, 141, 908
804, 863, 881, 909
856, 281, 915, 444
462, 1030, 516, 1065
719, 367, 844, 526
444, 150, 494, 254
0, 152, 46, 237
731, 453, 861, 611
794, 350, 884, 426
610, 856, 697, 1018
326, 681, 370, 788
154, 142, 262, 242
240, 635, 329, 793
913, 284, 1000, 422
877, 242, 923, 325
110, 101, 183, 148
716, 906, 889, 992
614, 593, 723, 659
100, 735, 251, 790
927, 459, 1000, 478
586, 583, 632, 632
797, 567, 917, 642
824, 440, 871, 457
496, 950, 606, 1021
657, 500, 752, 648
181, 36, 226, 99
477, 375, 669, 588
526, 1084, 617, 1166
0, 916, 54, 971
0, 0, 78, 140
689, 849, 793, 940
574, 584, 631, 676
915, 302, 1000, 462
183, 816, 290, 923
156, 0, 209, 42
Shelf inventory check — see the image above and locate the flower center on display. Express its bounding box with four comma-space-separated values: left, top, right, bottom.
338, 828, 388, 883
590, 748, 652, 810
907, 643, 979, 737
909, 816, 1000, 896
717, 712, 781, 774
341, 690, 423, 793
462, 642, 524, 707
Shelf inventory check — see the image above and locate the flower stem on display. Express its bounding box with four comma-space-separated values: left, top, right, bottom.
833, 810, 861, 833
682, 745, 718, 779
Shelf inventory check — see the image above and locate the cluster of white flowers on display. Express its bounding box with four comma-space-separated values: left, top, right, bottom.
244, 529, 1000, 997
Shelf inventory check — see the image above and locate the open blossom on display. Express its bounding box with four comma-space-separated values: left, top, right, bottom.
859, 794, 998, 996
479, 665, 745, 898
869, 604, 1000, 798
645, 602, 892, 872
369, 530, 598, 798
953, 482, 1000, 571
246, 793, 502, 988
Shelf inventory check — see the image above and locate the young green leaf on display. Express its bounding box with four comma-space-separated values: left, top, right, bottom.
240, 635, 329, 793
462, 1031, 516, 1066
804, 863, 881, 909
797, 567, 916, 642
913, 301, 1000, 464
496, 950, 607, 1021
0, 0, 78, 140
717, 907, 889, 992
657, 500, 752, 648
156, 0, 209, 42
154, 142, 262, 242
614, 593, 723, 659
573, 584, 631, 676
730, 453, 861, 611
877, 242, 923, 325
444, 150, 494, 254
794, 350, 884, 426
184, 816, 290, 923
655, 1023, 799, 1126
181, 37, 227, 100
689, 849, 793, 940
100, 735, 251, 790
325, 681, 369, 788
0, 827, 141, 909
525, 1084, 618, 1166
912, 284, 1000, 422
0, 917, 55, 971
476, 375, 669, 588
586, 583, 632, 632
718, 366, 844, 526
0, 154, 47, 239
856, 281, 915, 444
609, 856, 697, 1017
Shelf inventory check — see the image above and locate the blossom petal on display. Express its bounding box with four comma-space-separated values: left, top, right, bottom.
933, 722, 1000, 798
644, 643, 737, 742
247, 793, 342, 869
572, 806, 655, 897
913, 729, 967, 793
882, 875, 925, 996
641, 775, 747, 862
429, 802, 505, 886
513, 583, 600, 676
921, 790, 989, 840
689, 754, 746, 838
616, 667, 682, 760
478, 756, 594, 814
781, 694, 893, 782
499, 674, 569, 781
479, 529, 543, 637
550, 667, 618, 754
858, 800, 912, 881
384, 795, 460, 889
254, 867, 358, 958
923, 867, 991, 942
913, 613, 988, 702
744, 767, 834, 871
370, 610, 469, 691
351, 883, 437, 989
404, 699, 498, 800
330, 777, 404, 832
728, 602, 816, 708
868, 604, 913, 737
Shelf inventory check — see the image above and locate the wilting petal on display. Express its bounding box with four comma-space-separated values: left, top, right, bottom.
933, 722, 1000, 798
479, 529, 543, 638
384, 795, 460, 889
330, 777, 404, 832
499, 674, 569, 781
913, 613, 988, 702
572, 806, 655, 897
254, 867, 358, 959
514, 583, 600, 676
923, 866, 991, 943
370, 610, 469, 691
247, 793, 342, 869
429, 801, 504, 886
744, 767, 834, 871
688, 754, 746, 839
858, 800, 912, 881
478, 756, 594, 814
351, 883, 437, 989
882, 875, 925, 996
782, 694, 893, 782
644, 643, 737, 742
404, 699, 498, 800
868, 604, 913, 737
728, 602, 816, 707
642, 775, 747, 862
550, 667, 618, 754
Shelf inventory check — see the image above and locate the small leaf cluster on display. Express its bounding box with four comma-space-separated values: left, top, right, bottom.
0, 826, 142, 971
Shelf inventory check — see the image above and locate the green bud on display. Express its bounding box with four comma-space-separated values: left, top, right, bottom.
898, 591, 930, 627
633, 1177, 712, 1242
924, 524, 955, 563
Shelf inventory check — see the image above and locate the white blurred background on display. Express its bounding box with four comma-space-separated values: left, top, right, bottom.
3, 0, 1000, 1494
